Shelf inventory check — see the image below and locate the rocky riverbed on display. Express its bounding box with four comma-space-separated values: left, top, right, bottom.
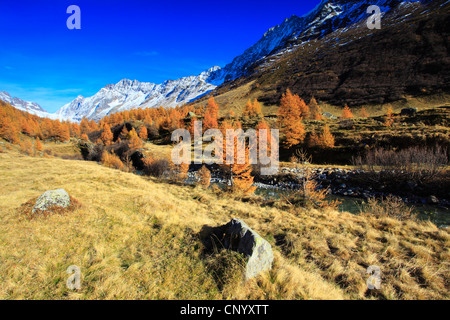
187, 166, 450, 208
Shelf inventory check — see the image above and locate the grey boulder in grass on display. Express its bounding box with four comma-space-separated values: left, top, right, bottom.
223, 218, 274, 279
32, 189, 71, 214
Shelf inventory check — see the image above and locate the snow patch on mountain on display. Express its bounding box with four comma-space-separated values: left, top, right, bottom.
56, 66, 220, 122
207, 0, 422, 85
0, 91, 57, 119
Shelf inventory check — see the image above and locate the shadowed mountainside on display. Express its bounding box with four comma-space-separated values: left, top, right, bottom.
203, 0, 450, 109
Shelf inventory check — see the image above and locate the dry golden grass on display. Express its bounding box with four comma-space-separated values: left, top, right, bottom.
101, 151, 124, 171
143, 142, 173, 160
193, 81, 279, 117
0, 147, 448, 300
42, 140, 81, 157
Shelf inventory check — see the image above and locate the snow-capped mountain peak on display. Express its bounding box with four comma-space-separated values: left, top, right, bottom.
0, 91, 57, 119
56, 67, 220, 122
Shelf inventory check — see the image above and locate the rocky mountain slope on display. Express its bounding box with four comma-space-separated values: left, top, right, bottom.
206, 0, 449, 108
0, 91, 55, 119
209, 1, 450, 106
56, 67, 220, 122
206, 0, 424, 84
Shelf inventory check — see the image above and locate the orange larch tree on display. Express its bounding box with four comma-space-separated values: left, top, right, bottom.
120, 125, 129, 140
253, 99, 262, 116
139, 126, 148, 141
0, 117, 19, 143
198, 165, 211, 189
100, 122, 114, 146
243, 99, 263, 118
309, 96, 323, 120
203, 96, 219, 131
342, 105, 354, 119
70, 122, 81, 138
278, 89, 307, 148
256, 119, 271, 154
219, 121, 256, 195
308, 125, 335, 149
384, 107, 394, 127
80, 118, 91, 135
231, 145, 256, 195
307, 131, 321, 148
242, 99, 255, 118
20, 119, 32, 135
321, 124, 335, 148
127, 128, 143, 150
359, 107, 369, 118
35, 137, 43, 152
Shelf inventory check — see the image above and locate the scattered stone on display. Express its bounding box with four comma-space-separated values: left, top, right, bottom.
322, 112, 337, 119
400, 107, 418, 117
32, 189, 71, 214
427, 195, 439, 205
200, 218, 274, 280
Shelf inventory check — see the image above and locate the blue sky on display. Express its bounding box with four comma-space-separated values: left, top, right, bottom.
0, 0, 318, 112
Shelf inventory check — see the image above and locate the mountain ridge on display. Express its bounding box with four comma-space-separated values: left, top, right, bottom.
55, 66, 220, 122
206, 0, 422, 85
0, 91, 57, 119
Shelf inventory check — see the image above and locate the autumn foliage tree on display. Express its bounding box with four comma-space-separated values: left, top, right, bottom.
198, 165, 211, 189
384, 107, 394, 127
308, 125, 335, 149
307, 132, 320, 148
127, 128, 143, 150
278, 89, 306, 148
255, 119, 273, 164
359, 107, 369, 118
242, 99, 262, 118
0, 100, 86, 146
35, 137, 43, 152
218, 121, 256, 195
0, 117, 19, 143
342, 105, 354, 119
20, 119, 32, 135
309, 96, 323, 120
101, 151, 124, 170
171, 161, 189, 182
231, 146, 256, 195
278, 89, 307, 148
100, 122, 113, 146
80, 118, 91, 135
50, 121, 70, 142
120, 125, 129, 140
203, 97, 219, 131
139, 126, 148, 141
321, 125, 335, 148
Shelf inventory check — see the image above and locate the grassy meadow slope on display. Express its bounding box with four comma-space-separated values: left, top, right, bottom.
0, 147, 448, 300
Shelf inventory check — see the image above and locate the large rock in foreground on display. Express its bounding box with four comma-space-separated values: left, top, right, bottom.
32, 189, 71, 214
201, 218, 274, 279
224, 219, 274, 279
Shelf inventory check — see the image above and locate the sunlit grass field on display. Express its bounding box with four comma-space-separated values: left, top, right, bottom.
0, 148, 448, 300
